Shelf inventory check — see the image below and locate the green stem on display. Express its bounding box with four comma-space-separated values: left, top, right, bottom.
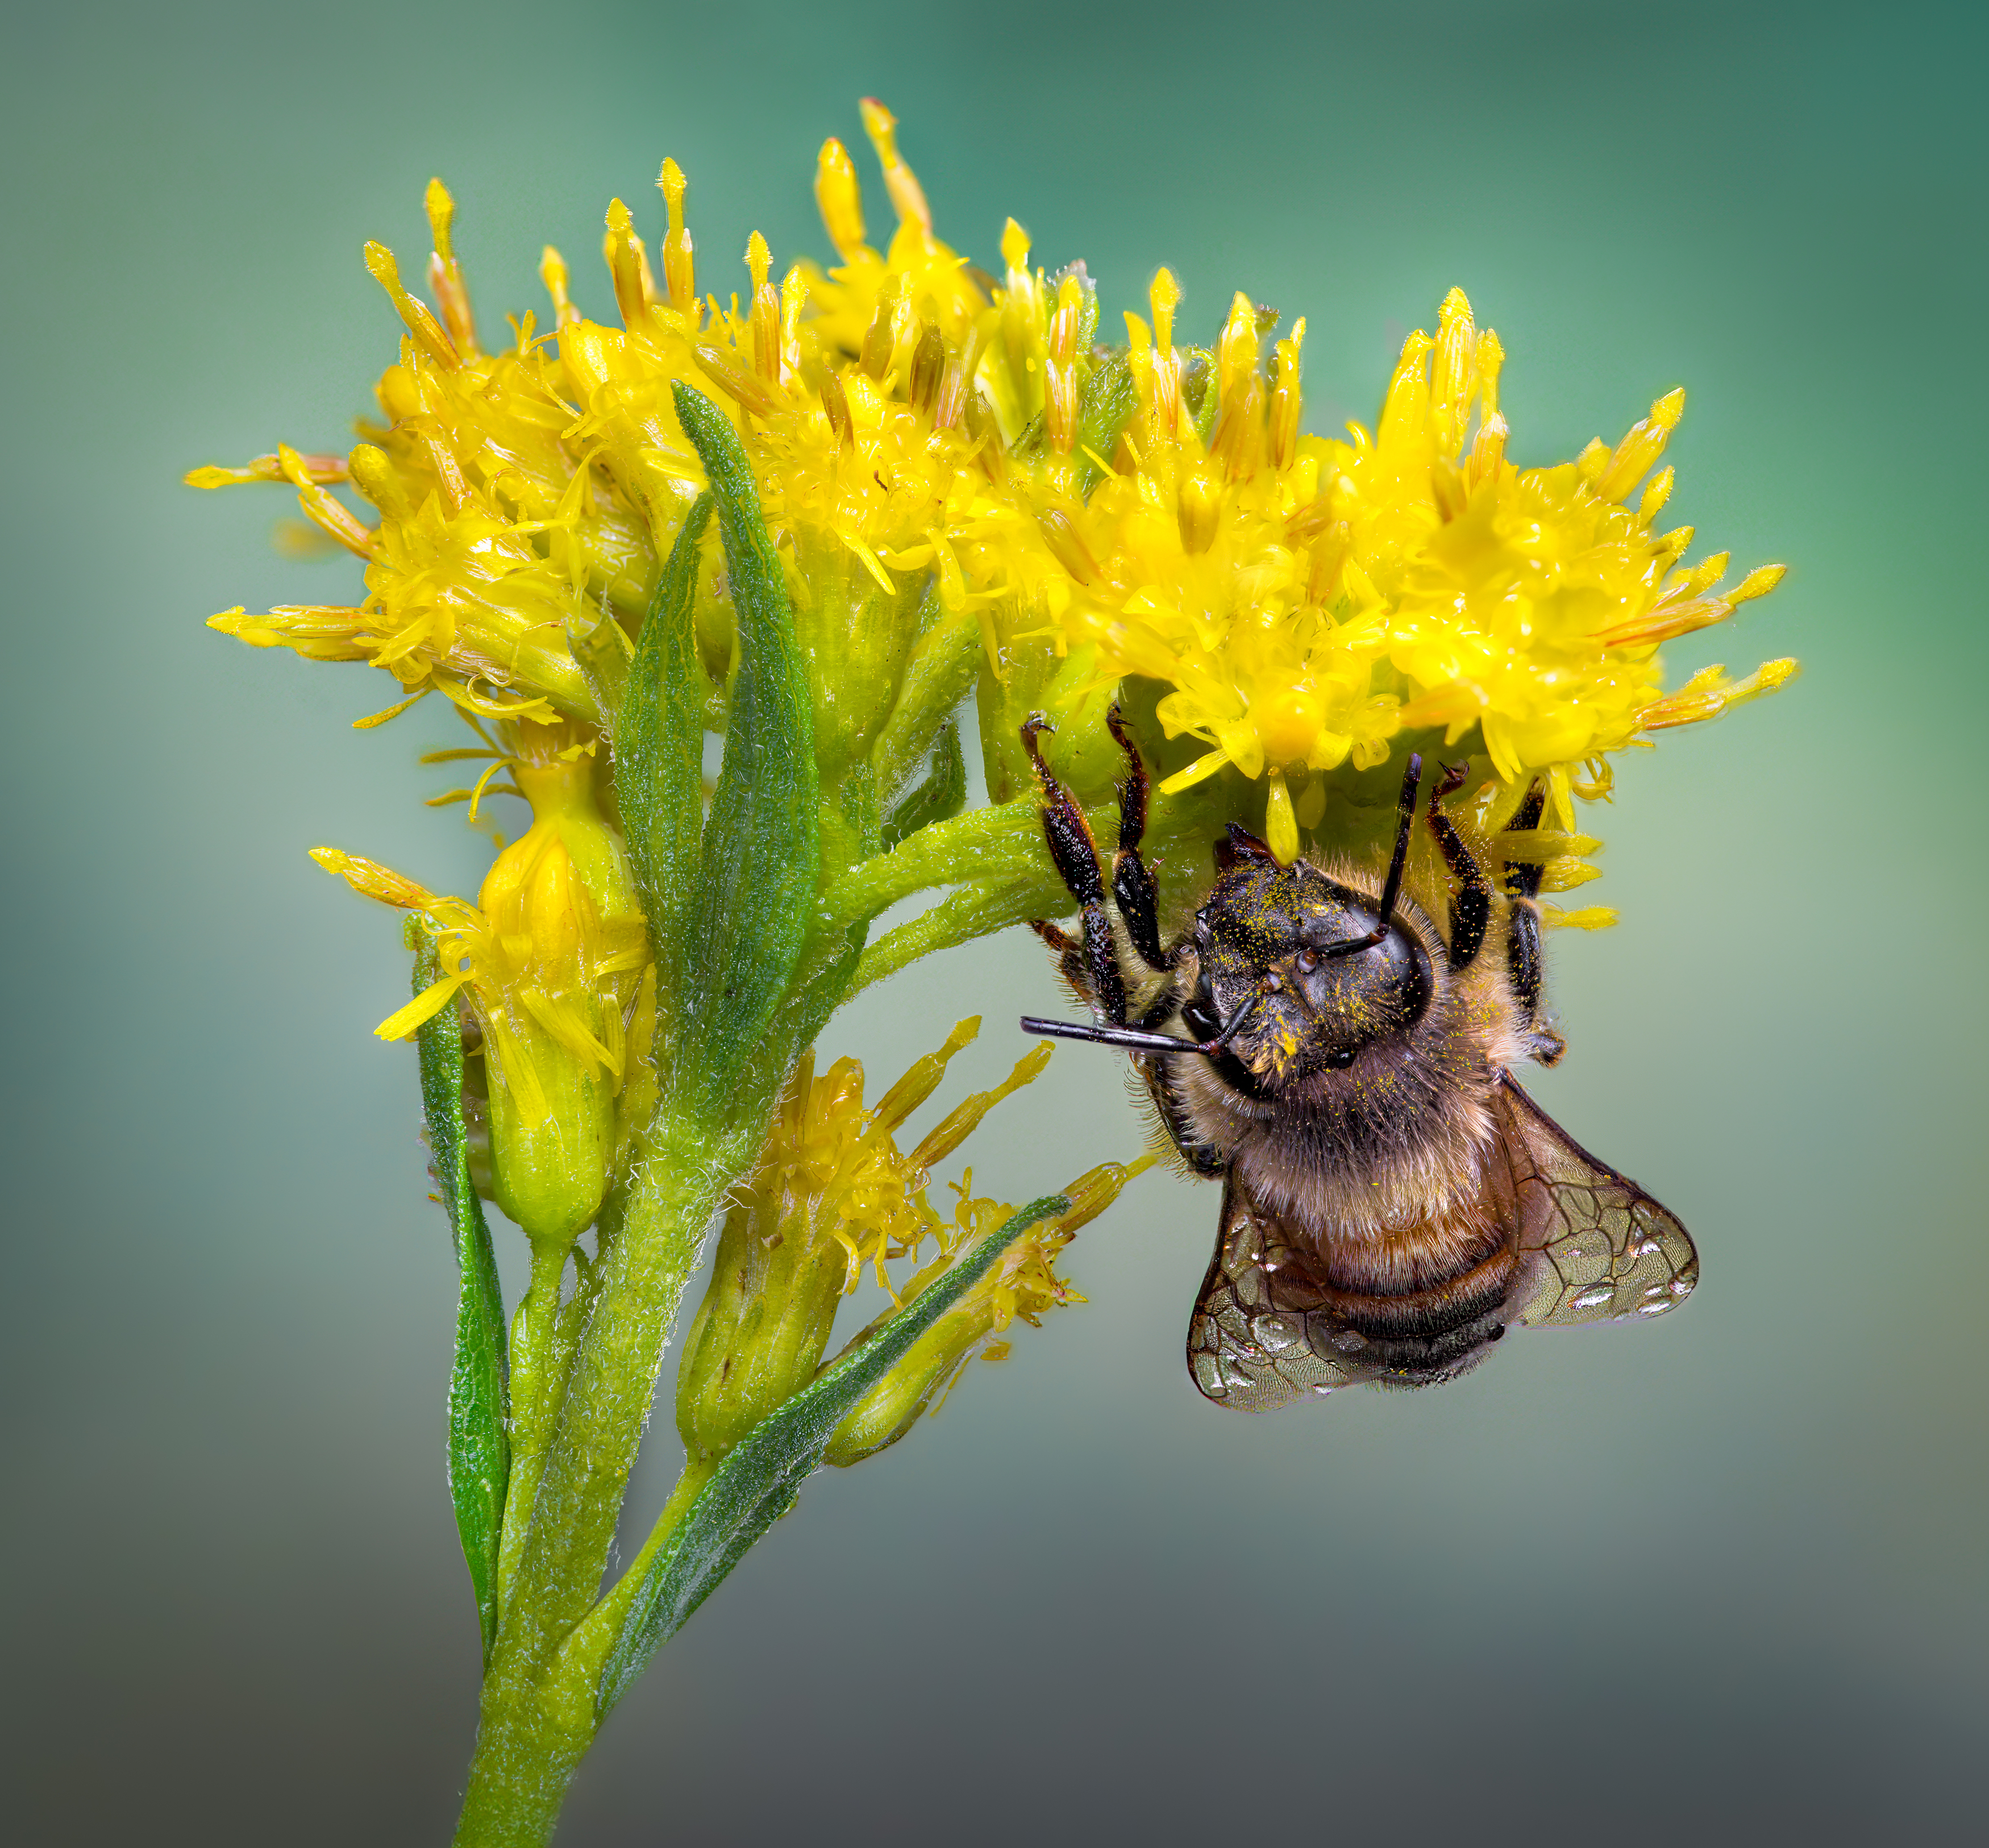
455, 1105, 739, 1847
844, 871, 1070, 1000
560, 1455, 718, 1676
495, 1241, 572, 1607
812, 800, 1041, 937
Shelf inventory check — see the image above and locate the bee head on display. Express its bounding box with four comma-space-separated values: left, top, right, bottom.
1184, 851, 1432, 1089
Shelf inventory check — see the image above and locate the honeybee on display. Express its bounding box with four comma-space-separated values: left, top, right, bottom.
1018, 711, 1696, 1410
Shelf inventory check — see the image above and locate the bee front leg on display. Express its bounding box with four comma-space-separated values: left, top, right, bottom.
1105, 703, 1170, 972
1023, 716, 1129, 1026
1501, 781, 1565, 1066
1425, 761, 1491, 972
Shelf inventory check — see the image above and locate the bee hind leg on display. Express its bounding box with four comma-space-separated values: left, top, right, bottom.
1023, 715, 1129, 1026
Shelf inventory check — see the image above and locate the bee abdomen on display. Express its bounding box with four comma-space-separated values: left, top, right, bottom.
1283, 1246, 1522, 1387
1316, 1247, 1520, 1343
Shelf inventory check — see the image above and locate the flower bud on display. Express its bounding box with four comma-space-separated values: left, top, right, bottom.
474, 747, 644, 1253
823, 1155, 1151, 1467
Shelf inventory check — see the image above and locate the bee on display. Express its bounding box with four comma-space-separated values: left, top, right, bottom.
1017, 711, 1696, 1410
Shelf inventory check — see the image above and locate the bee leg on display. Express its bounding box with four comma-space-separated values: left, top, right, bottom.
1027, 919, 1091, 1007
1022, 715, 1129, 1026
1105, 703, 1170, 972
1501, 781, 1565, 1066
1425, 761, 1491, 972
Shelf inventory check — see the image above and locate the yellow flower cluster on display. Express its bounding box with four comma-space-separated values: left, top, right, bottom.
975, 281, 1797, 858
196, 101, 1792, 883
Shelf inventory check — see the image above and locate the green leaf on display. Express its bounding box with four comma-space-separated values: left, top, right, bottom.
615, 492, 714, 1014
409, 925, 510, 1666
594, 1193, 1070, 1715
869, 599, 980, 804
880, 719, 967, 852
671, 384, 820, 1120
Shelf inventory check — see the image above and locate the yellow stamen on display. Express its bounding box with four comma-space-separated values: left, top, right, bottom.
423, 177, 478, 355
746, 231, 780, 381
1597, 388, 1686, 503
859, 97, 933, 235
603, 198, 650, 330
539, 244, 576, 325
657, 159, 697, 317
1149, 268, 1183, 439
1270, 318, 1305, 471
361, 240, 458, 370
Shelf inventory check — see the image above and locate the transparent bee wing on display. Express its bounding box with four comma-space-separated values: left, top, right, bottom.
1492, 1073, 1699, 1327
1186, 1177, 1358, 1412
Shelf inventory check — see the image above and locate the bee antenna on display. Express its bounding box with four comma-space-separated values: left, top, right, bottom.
1020, 990, 1263, 1060
1317, 751, 1422, 960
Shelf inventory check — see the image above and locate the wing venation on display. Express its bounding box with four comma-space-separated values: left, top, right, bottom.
1186, 1177, 1355, 1413
1493, 1073, 1699, 1328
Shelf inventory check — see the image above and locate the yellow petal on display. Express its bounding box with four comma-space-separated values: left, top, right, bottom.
374, 972, 468, 1042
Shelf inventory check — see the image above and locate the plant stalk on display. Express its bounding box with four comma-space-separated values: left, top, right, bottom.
453, 1102, 742, 1846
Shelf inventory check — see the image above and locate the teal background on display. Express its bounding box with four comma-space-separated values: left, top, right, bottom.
3, 2, 1983, 1842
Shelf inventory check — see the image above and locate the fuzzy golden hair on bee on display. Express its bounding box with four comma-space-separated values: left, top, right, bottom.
1019, 715, 1695, 1410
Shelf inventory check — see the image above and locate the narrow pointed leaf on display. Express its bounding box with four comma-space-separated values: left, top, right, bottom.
410, 925, 509, 1664
880, 719, 967, 851
615, 491, 714, 1013
870, 597, 979, 803
595, 1193, 1070, 1714
671, 384, 819, 1118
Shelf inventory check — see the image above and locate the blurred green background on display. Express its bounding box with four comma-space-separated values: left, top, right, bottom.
4, 1, 1983, 1841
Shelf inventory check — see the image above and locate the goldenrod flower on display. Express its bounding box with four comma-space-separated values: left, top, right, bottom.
314, 726, 646, 1250
967, 278, 1796, 863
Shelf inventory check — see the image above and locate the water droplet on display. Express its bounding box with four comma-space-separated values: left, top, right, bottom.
1572, 1283, 1617, 1312
1251, 1312, 1304, 1352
